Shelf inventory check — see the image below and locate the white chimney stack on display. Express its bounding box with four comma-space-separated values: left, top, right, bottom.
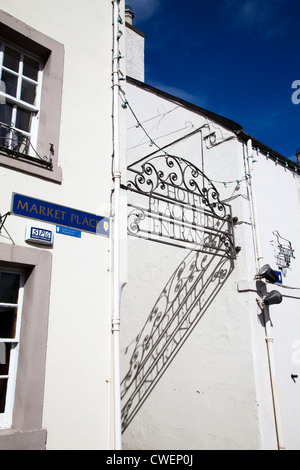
125, 5, 145, 82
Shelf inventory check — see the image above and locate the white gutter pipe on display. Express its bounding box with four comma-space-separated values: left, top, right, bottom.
112, 0, 122, 450
246, 139, 285, 450
107, 207, 113, 449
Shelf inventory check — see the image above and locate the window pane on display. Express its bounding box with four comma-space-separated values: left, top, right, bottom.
3, 47, 20, 73
1, 70, 18, 98
0, 379, 8, 413
0, 103, 13, 127
0, 79, 5, 101
0, 273, 20, 304
15, 132, 30, 154
16, 108, 31, 132
0, 105, 13, 148
21, 80, 36, 105
6, 130, 22, 152
23, 56, 39, 81
0, 343, 12, 376
0, 343, 5, 368
0, 308, 18, 339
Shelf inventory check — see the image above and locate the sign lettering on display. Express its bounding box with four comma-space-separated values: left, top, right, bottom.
126, 154, 236, 258
11, 193, 109, 237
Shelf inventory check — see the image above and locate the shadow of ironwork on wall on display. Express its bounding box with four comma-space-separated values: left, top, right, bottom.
120, 242, 234, 433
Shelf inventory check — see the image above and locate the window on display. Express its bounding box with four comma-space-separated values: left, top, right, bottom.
0, 41, 43, 158
0, 269, 24, 429
0, 10, 64, 183
0, 244, 51, 449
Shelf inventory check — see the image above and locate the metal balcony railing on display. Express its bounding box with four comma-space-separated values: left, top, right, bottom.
0, 122, 53, 169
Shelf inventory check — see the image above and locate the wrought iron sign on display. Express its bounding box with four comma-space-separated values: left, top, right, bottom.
272, 230, 295, 270
126, 154, 237, 258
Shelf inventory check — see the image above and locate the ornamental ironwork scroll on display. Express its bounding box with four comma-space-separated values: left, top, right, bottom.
126, 154, 236, 258
121, 154, 237, 432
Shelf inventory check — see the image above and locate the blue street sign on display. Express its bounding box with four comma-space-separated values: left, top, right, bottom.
56, 226, 81, 238
11, 193, 110, 237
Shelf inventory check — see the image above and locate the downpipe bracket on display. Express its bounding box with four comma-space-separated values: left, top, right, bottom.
112, 318, 121, 333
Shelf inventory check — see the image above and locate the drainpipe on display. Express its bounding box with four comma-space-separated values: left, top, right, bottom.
246, 139, 285, 450
112, 0, 122, 450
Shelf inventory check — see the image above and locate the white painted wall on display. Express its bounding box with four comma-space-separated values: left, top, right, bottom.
252, 150, 300, 450
122, 80, 300, 450
0, 0, 127, 450
121, 81, 278, 449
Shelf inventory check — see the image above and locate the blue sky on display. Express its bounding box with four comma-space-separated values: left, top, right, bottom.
126, 0, 300, 162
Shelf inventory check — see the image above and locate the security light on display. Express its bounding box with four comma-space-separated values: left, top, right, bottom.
257, 264, 279, 284
263, 290, 282, 306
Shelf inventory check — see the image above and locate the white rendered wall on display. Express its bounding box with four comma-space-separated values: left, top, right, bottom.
121, 82, 273, 449
0, 0, 126, 450
252, 151, 300, 450
125, 25, 145, 82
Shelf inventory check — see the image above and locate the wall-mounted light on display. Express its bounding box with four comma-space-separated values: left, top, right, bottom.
256, 264, 279, 284
255, 264, 283, 309
263, 290, 282, 306
257, 290, 283, 310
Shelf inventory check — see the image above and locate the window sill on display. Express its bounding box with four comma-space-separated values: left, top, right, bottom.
0, 428, 47, 450
0, 151, 62, 184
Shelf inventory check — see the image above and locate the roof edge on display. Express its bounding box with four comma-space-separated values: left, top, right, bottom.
126, 76, 300, 173
126, 76, 243, 134
236, 129, 300, 172
125, 21, 146, 38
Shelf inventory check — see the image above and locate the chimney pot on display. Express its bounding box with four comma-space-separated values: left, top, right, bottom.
125, 5, 134, 25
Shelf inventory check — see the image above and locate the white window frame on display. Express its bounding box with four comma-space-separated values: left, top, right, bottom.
0, 39, 43, 158
0, 268, 25, 429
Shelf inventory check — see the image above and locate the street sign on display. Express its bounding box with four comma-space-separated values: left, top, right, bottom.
56, 225, 81, 238
11, 193, 110, 237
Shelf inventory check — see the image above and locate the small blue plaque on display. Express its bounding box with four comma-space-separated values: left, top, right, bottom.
274, 270, 283, 284
56, 225, 81, 238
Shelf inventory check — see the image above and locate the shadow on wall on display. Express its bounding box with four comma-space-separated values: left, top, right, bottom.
120, 245, 234, 433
